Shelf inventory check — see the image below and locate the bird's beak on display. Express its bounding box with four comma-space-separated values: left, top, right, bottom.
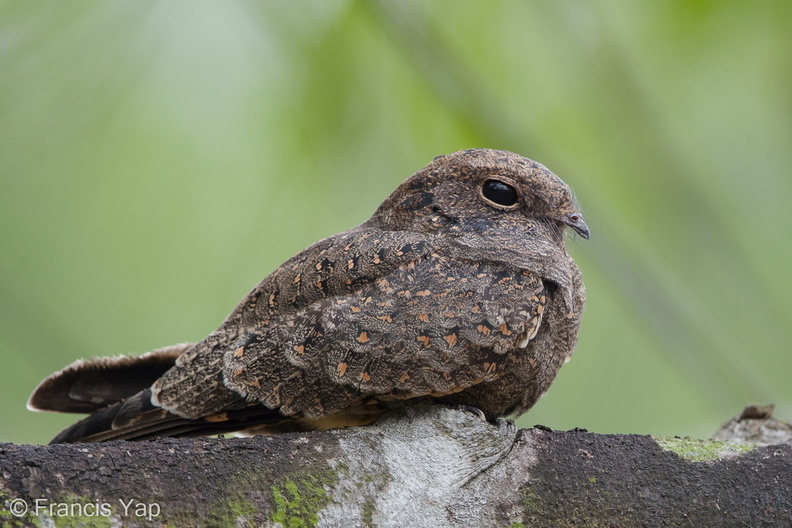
564, 213, 590, 240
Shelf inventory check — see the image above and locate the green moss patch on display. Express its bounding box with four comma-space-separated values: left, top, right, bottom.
270, 472, 334, 528
654, 436, 755, 462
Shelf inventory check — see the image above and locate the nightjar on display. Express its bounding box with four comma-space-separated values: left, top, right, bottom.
28, 148, 588, 443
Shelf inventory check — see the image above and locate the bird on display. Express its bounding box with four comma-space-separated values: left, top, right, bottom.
28, 148, 588, 443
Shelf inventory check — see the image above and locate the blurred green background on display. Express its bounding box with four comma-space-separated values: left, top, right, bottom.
2, 1, 790, 445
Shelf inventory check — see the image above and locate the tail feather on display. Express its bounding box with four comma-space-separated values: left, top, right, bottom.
29, 344, 307, 444
28, 344, 190, 414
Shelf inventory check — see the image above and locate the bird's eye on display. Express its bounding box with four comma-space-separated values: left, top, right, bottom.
481, 179, 519, 207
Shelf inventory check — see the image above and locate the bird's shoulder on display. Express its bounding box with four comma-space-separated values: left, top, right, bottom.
233, 226, 435, 323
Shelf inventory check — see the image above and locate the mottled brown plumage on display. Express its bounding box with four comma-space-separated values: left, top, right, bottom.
28, 149, 588, 443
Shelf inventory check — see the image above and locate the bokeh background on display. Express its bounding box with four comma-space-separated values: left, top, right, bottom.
2, 1, 790, 445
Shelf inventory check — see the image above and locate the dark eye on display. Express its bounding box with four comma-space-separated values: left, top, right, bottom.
482, 179, 519, 207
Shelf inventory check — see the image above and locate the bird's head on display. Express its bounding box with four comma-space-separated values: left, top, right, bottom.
371, 149, 589, 255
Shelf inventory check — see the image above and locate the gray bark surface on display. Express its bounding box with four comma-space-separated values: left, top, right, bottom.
1, 405, 791, 527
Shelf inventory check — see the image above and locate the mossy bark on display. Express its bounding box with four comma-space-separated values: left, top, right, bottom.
1, 406, 790, 527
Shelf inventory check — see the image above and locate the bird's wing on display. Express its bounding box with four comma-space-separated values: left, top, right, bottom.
223, 251, 548, 418
151, 227, 433, 419
37, 228, 435, 442
45, 388, 295, 443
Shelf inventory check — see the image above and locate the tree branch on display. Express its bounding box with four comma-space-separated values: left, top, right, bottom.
2, 405, 791, 527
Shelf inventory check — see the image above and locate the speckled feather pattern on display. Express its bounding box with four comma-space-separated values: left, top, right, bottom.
29, 149, 587, 442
